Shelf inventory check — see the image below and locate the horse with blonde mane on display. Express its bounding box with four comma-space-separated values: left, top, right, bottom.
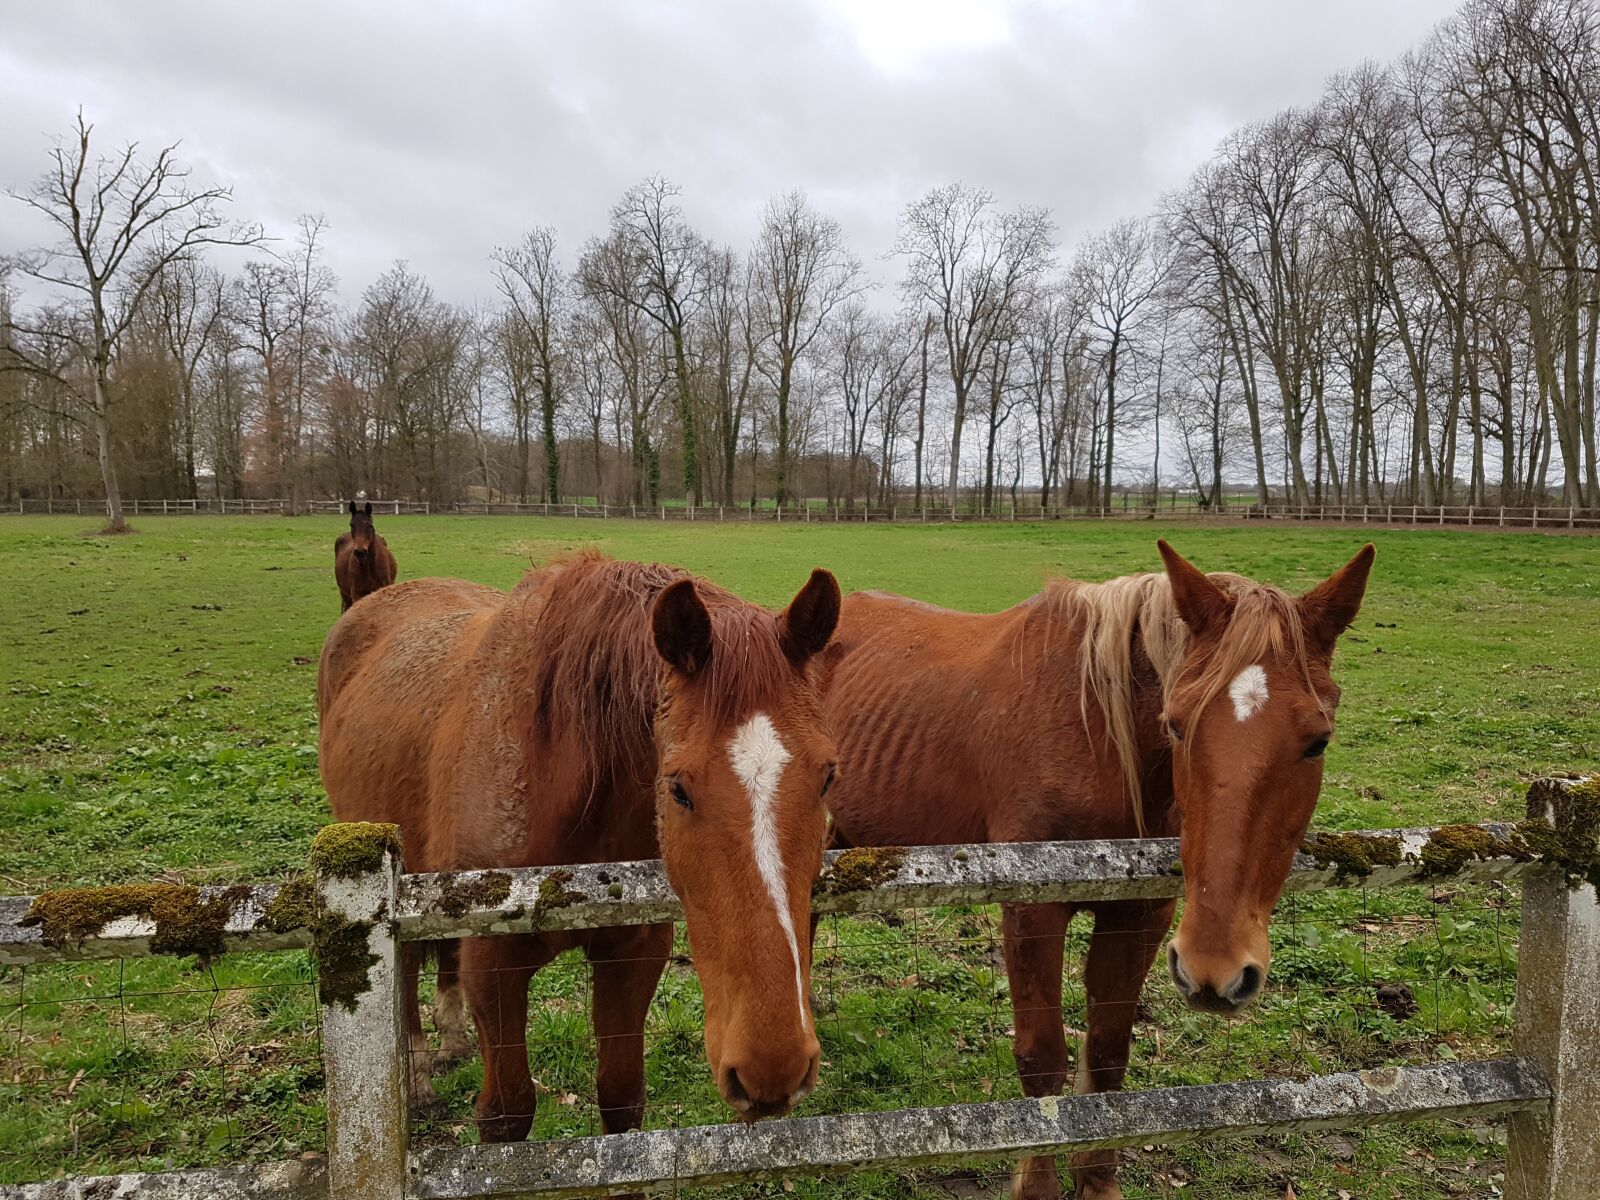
821, 541, 1374, 1200
318, 551, 841, 1144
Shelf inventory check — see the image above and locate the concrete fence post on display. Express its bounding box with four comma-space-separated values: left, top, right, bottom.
313, 822, 409, 1200
1506, 777, 1600, 1200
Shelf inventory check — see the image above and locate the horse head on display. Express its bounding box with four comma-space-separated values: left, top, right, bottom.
649, 568, 841, 1119
347, 501, 376, 562
1158, 540, 1375, 1013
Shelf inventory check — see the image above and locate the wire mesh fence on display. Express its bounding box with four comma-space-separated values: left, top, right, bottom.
0, 952, 323, 1184
2, 881, 1521, 1196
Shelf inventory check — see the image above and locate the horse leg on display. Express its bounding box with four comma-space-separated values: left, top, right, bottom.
432, 938, 473, 1071
401, 942, 438, 1110
585, 922, 671, 1133
1069, 898, 1176, 1200
463, 933, 553, 1143
1001, 901, 1073, 1200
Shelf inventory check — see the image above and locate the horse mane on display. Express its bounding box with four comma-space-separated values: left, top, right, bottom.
1039, 570, 1314, 834
513, 550, 795, 763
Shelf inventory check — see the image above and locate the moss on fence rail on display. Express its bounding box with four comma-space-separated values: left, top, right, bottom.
21, 882, 253, 961
1301, 832, 1404, 882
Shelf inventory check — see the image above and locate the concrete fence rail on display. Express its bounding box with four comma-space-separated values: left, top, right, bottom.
7, 496, 1600, 530
1, 777, 1595, 1199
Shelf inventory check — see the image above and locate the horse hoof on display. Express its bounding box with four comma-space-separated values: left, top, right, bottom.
475, 1113, 534, 1144
409, 1082, 445, 1117
410, 1095, 446, 1117
432, 1044, 473, 1074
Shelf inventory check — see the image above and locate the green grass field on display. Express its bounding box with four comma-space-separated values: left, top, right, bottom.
2, 515, 1596, 1196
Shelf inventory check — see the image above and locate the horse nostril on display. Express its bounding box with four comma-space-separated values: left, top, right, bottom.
1226, 963, 1264, 1006
722, 1066, 751, 1113
1167, 944, 1195, 996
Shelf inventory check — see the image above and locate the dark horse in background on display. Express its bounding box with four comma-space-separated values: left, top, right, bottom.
820, 540, 1374, 1199
333, 500, 396, 610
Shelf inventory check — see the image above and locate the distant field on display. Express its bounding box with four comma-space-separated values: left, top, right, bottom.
1, 516, 1596, 1196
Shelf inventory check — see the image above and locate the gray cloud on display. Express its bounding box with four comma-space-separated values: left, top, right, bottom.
1, 0, 1463, 305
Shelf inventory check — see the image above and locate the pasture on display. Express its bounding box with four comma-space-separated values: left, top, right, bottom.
2, 515, 1597, 1197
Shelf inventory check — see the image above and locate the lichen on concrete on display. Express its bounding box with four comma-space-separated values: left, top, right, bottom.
529, 869, 586, 932
307, 822, 402, 880
22, 882, 252, 961
434, 871, 513, 918
815, 847, 907, 895
1302, 831, 1404, 882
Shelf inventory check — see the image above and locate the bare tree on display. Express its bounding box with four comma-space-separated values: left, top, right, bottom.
235, 258, 297, 495
578, 231, 673, 507
1074, 218, 1171, 509
896, 184, 1054, 513
831, 301, 916, 508
282, 214, 336, 511
580, 178, 708, 504
3, 112, 262, 528
153, 256, 226, 498
750, 191, 864, 506
492, 227, 567, 503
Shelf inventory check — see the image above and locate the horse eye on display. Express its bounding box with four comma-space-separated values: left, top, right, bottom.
821, 764, 837, 797
1305, 738, 1329, 761
669, 779, 693, 811
1164, 717, 1184, 743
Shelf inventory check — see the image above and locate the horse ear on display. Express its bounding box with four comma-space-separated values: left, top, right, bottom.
348, 501, 357, 515
652, 579, 713, 677
363, 502, 373, 517
779, 569, 841, 665
1298, 543, 1376, 655
1158, 540, 1230, 639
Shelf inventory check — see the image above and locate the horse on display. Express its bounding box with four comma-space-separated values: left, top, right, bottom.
819, 540, 1374, 1200
317, 551, 841, 1146
333, 500, 397, 610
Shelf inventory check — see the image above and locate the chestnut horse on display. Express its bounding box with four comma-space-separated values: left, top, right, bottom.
333, 500, 397, 610
821, 541, 1374, 1200
318, 551, 840, 1143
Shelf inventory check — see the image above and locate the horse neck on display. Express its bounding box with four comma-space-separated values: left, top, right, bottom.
1125, 625, 1177, 830
1031, 592, 1177, 833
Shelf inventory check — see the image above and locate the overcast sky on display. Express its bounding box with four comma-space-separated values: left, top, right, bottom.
2, 0, 1463, 308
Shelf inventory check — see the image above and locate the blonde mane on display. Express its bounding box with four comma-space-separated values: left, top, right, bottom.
1040, 570, 1314, 834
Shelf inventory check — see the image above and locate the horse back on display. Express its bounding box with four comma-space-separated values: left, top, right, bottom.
317, 578, 504, 869
824, 589, 1122, 846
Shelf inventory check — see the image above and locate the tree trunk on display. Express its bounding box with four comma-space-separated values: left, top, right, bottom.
914, 321, 930, 509
93, 373, 126, 532
672, 331, 698, 506
541, 382, 560, 504
946, 379, 967, 515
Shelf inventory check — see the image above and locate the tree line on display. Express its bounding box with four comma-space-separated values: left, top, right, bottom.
3, 0, 1598, 531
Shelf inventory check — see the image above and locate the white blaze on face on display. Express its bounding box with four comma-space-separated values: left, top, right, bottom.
727, 712, 808, 1029
1229, 664, 1270, 722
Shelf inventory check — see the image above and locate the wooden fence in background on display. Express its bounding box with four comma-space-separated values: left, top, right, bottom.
6, 496, 1600, 530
